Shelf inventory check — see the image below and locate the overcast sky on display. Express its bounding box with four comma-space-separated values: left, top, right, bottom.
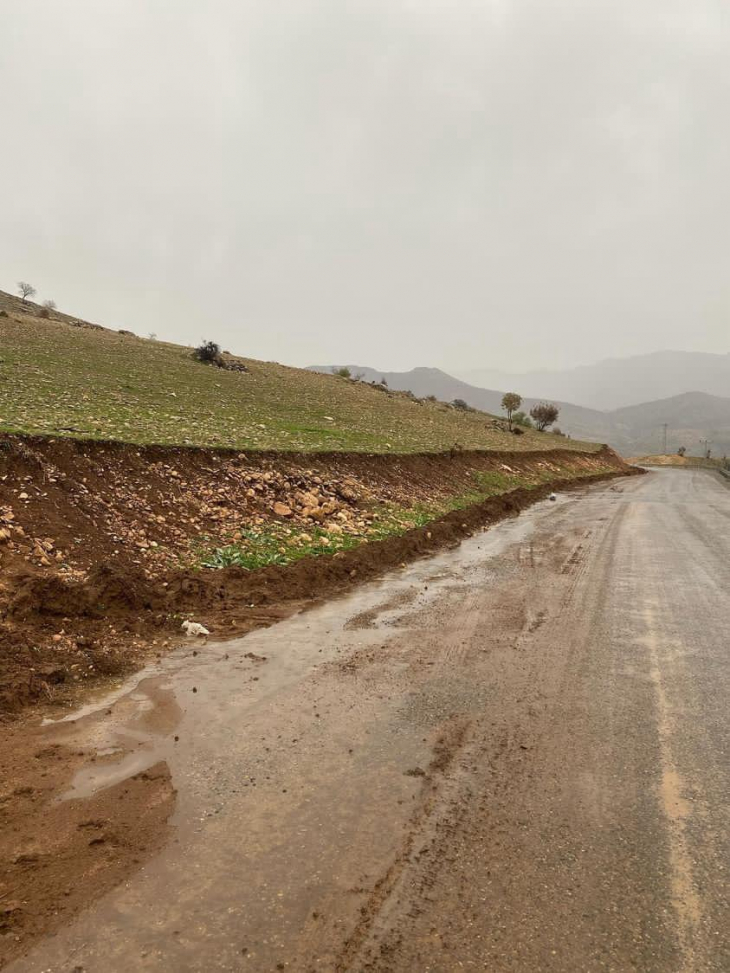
2, 1, 729, 372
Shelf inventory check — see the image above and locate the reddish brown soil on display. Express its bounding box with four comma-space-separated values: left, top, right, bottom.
0, 438, 637, 967
0, 718, 174, 967
0, 435, 637, 716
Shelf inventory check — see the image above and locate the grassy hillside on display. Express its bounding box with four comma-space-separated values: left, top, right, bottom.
309, 364, 614, 443
0, 297, 600, 454
312, 363, 730, 457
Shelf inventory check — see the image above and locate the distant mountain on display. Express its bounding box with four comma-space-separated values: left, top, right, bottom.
309, 365, 730, 457
456, 350, 730, 411
309, 365, 612, 439
612, 391, 730, 457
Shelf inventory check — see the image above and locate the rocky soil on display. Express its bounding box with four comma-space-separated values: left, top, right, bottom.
0, 435, 635, 716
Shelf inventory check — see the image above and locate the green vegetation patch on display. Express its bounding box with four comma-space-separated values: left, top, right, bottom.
195, 463, 615, 572
198, 505, 434, 570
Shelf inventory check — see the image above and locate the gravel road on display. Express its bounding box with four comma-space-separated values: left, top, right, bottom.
6, 468, 730, 973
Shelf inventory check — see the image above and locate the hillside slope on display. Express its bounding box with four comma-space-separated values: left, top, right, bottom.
0, 294, 597, 454
612, 391, 730, 456
309, 365, 615, 442
312, 365, 730, 456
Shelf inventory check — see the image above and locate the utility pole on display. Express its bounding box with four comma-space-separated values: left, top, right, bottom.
661, 423, 668, 454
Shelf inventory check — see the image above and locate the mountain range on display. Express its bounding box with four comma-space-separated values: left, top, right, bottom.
454, 350, 730, 412
309, 359, 730, 458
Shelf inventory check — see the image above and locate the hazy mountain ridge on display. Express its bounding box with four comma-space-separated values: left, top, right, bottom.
309, 364, 730, 457
455, 350, 730, 411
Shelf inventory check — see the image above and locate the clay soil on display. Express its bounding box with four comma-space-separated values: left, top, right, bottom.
0, 435, 636, 718
0, 436, 638, 967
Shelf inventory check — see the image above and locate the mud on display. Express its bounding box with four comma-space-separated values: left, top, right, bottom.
0, 493, 578, 967
0, 435, 635, 715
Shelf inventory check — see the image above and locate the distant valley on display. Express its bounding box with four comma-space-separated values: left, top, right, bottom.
309, 362, 730, 458
454, 350, 730, 412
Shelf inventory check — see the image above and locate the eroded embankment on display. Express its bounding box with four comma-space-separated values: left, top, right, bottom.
0, 435, 636, 714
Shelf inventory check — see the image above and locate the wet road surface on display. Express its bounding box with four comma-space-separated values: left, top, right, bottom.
6, 468, 730, 972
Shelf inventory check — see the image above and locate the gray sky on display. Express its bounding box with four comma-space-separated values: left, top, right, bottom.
2, 0, 729, 372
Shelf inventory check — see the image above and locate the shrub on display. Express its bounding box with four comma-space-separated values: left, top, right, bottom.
529, 402, 560, 431
452, 398, 469, 410
425, 394, 437, 402
332, 366, 351, 378
194, 340, 223, 366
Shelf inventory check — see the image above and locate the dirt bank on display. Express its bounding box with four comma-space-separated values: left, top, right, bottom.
0, 435, 636, 715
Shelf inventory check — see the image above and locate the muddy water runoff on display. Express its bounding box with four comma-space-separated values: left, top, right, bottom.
10, 493, 568, 973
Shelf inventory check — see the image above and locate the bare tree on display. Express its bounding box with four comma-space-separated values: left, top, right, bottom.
529, 402, 560, 431
43, 299, 57, 310
501, 392, 522, 430
17, 281, 35, 302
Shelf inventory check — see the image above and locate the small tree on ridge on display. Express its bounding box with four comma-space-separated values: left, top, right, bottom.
17, 281, 35, 302
501, 392, 522, 430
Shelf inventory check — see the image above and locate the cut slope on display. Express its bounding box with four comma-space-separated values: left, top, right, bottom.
0, 435, 631, 716
0, 298, 598, 454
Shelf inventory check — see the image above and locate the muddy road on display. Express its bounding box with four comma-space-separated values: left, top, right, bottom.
5, 468, 730, 972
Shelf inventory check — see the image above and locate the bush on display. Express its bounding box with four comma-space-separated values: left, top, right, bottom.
332, 366, 351, 379
194, 340, 223, 366
425, 394, 437, 402
512, 411, 532, 428
452, 398, 469, 410
529, 402, 560, 431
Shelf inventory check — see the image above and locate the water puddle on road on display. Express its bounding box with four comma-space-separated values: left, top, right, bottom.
8, 491, 582, 973
48, 494, 570, 807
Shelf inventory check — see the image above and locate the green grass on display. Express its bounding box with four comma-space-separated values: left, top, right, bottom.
197, 506, 435, 570
0, 307, 601, 454
196, 463, 615, 571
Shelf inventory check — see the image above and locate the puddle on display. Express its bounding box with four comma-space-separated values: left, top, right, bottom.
8, 488, 600, 973
50, 493, 569, 806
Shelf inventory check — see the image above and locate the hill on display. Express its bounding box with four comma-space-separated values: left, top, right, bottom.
457, 349, 730, 412
311, 366, 730, 457
0, 293, 596, 454
612, 391, 730, 457
309, 364, 614, 441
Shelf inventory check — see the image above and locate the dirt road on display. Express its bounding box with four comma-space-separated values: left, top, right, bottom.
5, 468, 730, 972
